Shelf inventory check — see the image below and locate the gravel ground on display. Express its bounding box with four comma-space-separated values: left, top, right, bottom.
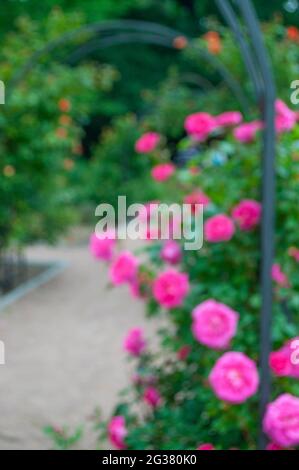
0, 238, 157, 449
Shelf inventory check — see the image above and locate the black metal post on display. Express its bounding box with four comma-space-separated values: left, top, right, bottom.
216, 0, 276, 449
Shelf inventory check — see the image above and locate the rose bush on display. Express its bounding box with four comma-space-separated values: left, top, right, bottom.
0, 9, 117, 250
89, 95, 299, 450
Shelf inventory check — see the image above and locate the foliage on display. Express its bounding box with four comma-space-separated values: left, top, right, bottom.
87, 114, 159, 208
101, 105, 299, 449
44, 425, 83, 450
0, 10, 117, 249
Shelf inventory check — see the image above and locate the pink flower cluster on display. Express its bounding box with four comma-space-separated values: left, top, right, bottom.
263, 394, 299, 447
233, 120, 263, 143
197, 443, 215, 450
209, 352, 259, 404
269, 337, 299, 378
184, 190, 210, 214
184, 110, 243, 142
153, 269, 189, 309
272, 263, 289, 288
109, 251, 138, 286
192, 300, 239, 350
204, 214, 235, 243
232, 100, 297, 143
160, 240, 182, 265
184, 112, 216, 141
143, 386, 161, 408
216, 111, 242, 127
108, 416, 127, 449
89, 231, 116, 262
123, 328, 146, 357
151, 163, 175, 182
289, 246, 299, 262
232, 199, 261, 231
135, 132, 160, 153
275, 99, 297, 134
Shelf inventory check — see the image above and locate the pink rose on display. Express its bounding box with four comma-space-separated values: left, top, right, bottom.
266, 442, 284, 450
197, 443, 215, 450
109, 251, 138, 285
209, 351, 259, 404
232, 199, 261, 231
135, 132, 160, 153
192, 299, 239, 350
151, 163, 175, 182
204, 214, 235, 243
108, 416, 127, 449
263, 394, 299, 447
123, 327, 146, 357
288, 247, 299, 262
153, 269, 189, 309
270, 338, 299, 378
275, 99, 297, 134
269, 347, 293, 377
272, 263, 289, 288
161, 240, 182, 265
216, 111, 243, 127
184, 112, 216, 141
184, 190, 210, 214
233, 121, 263, 143
143, 386, 161, 408
89, 231, 116, 261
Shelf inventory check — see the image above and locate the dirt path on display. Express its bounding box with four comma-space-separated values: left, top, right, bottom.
0, 240, 156, 449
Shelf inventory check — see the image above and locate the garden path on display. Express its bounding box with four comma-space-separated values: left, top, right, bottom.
0, 231, 156, 449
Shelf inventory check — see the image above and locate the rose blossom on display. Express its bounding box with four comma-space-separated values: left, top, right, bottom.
135, 132, 160, 153
184, 112, 216, 141
89, 231, 116, 261
153, 269, 189, 309
209, 352, 259, 404
143, 386, 161, 408
184, 190, 210, 214
272, 263, 289, 288
123, 328, 146, 357
197, 443, 215, 450
232, 199, 261, 231
263, 394, 299, 447
151, 163, 175, 182
161, 240, 182, 265
266, 442, 284, 450
269, 346, 292, 377
233, 121, 263, 143
216, 111, 243, 127
192, 299, 239, 350
269, 337, 299, 378
288, 247, 299, 262
108, 416, 127, 449
204, 214, 235, 243
275, 99, 297, 134
109, 251, 138, 285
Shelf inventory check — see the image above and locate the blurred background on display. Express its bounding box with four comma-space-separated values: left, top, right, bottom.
0, 0, 299, 450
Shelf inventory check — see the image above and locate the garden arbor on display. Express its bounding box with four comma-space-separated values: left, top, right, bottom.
8, 0, 275, 449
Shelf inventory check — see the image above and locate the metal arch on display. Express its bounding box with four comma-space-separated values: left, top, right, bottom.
7, 20, 249, 113
216, 0, 263, 101
65, 32, 249, 112
216, 0, 276, 449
